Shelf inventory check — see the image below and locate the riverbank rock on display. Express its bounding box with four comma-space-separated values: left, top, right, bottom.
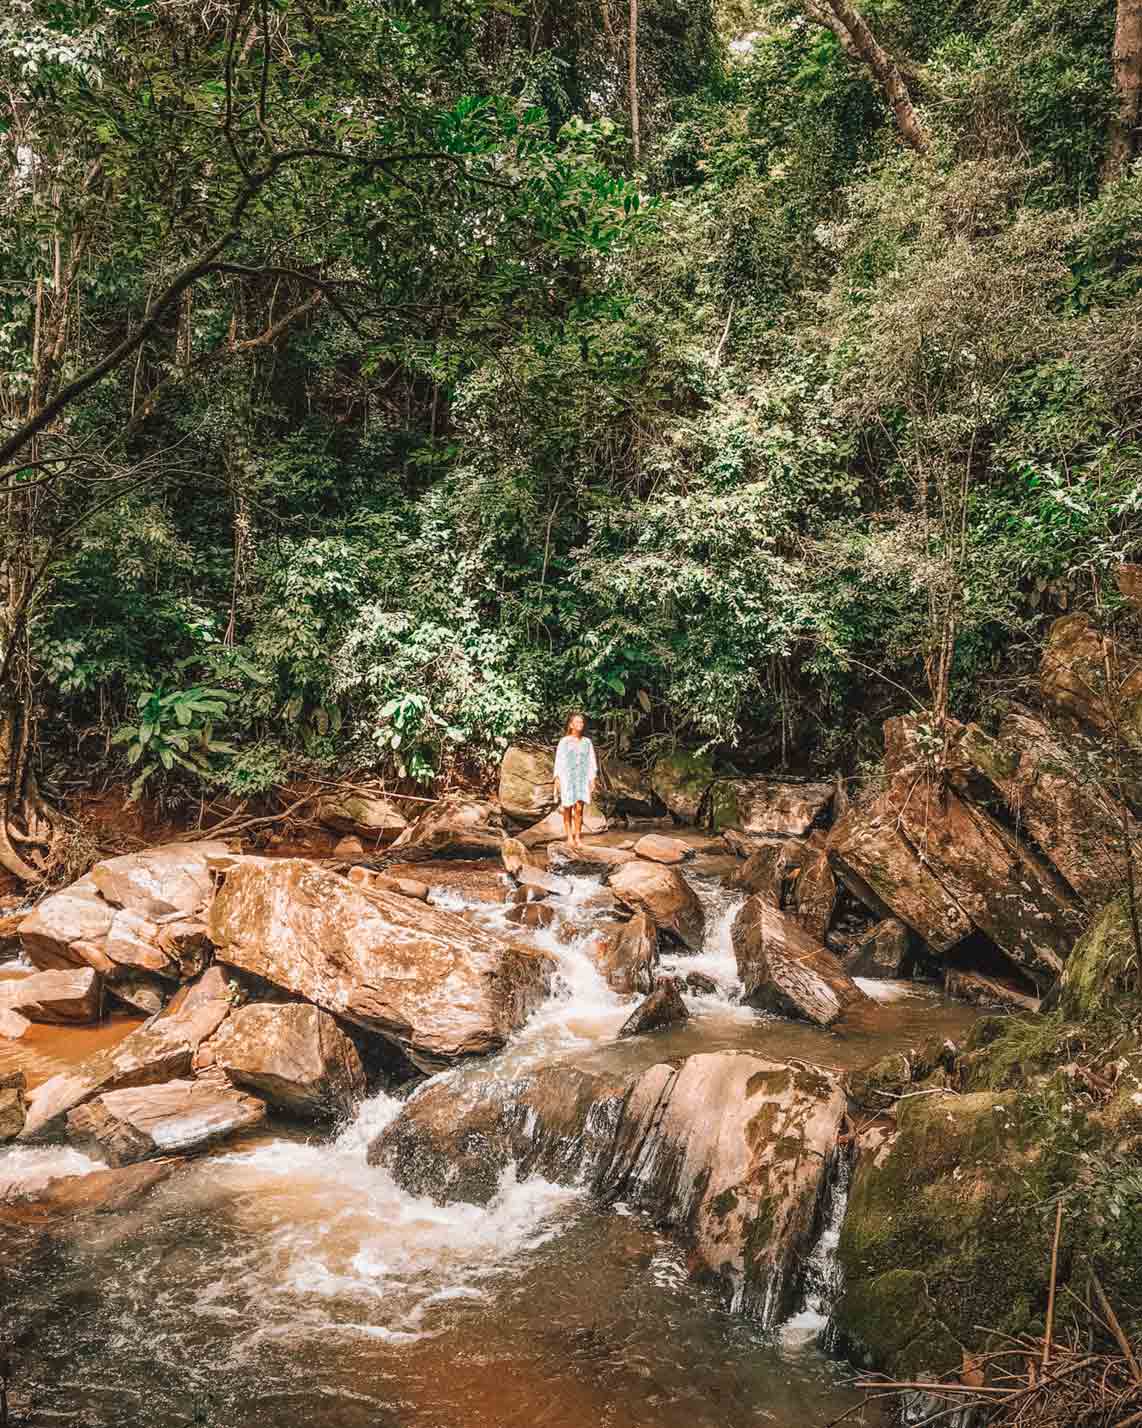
389, 794, 506, 859
1056, 894, 1140, 1020
632, 833, 692, 864
601, 1053, 848, 1324
834, 1089, 1062, 1379
618, 976, 688, 1037
732, 898, 867, 1027
609, 859, 705, 950
845, 919, 910, 980
499, 745, 557, 824
594, 912, 658, 994
649, 751, 715, 824
19, 842, 228, 977
1039, 613, 1142, 741
1, 1071, 26, 1140
958, 710, 1140, 905
708, 779, 834, 838
67, 1078, 266, 1165
20, 965, 234, 1140
316, 791, 408, 843
209, 859, 553, 1073
0, 968, 102, 1024
500, 836, 545, 877
730, 841, 790, 901
207, 1003, 366, 1119
517, 805, 608, 847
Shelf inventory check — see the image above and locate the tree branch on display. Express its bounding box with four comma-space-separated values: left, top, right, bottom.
819, 0, 929, 153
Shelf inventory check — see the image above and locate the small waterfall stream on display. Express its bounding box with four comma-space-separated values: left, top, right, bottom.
0, 845, 982, 1428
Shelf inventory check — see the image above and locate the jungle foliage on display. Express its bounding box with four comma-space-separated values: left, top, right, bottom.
2, 0, 1141, 822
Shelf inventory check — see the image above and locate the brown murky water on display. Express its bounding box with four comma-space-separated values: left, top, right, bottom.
0, 847, 978, 1428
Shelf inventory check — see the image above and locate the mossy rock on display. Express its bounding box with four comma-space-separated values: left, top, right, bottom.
845, 1052, 911, 1112
648, 751, 716, 825
1057, 895, 1141, 1020
836, 1090, 1066, 1376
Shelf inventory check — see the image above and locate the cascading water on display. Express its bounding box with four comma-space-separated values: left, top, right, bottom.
0, 840, 983, 1428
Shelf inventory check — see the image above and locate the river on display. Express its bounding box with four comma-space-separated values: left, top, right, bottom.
0, 845, 980, 1428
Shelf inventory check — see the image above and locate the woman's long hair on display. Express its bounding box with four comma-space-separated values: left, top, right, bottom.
564, 712, 587, 736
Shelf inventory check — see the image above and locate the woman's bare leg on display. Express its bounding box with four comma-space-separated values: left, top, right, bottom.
572, 802, 584, 847
561, 805, 573, 843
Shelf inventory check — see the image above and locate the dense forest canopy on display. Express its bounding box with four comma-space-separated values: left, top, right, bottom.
2, 0, 1141, 868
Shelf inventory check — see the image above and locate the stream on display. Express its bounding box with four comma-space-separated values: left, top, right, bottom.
0, 844, 981, 1428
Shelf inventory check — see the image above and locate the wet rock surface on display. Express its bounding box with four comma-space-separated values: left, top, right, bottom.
733, 898, 867, 1028
617, 976, 688, 1037
608, 859, 705, 951
209, 858, 554, 1072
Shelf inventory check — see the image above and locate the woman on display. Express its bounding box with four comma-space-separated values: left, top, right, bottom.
553, 713, 598, 848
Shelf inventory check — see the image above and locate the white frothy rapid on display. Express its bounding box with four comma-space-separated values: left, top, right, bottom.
0, 1144, 103, 1195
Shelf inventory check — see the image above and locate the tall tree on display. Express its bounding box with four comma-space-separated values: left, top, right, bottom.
629, 0, 641, 163
1107, 0, 1142, 179
803, 0, 928, 154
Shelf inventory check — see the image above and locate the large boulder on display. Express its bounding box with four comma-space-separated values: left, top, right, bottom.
370, 1063, 628, 1205
209, 859, 553, 1073
19, 842, 227, 976
791, 837, 838, 942
597, 756, 662, 817
958, 710, 1140, 905
617, 976, 688, 1037
708, 779, 834, 838
20, 965, 234, 1139
602, 1053, 848, 1324
593, 912, 658, 994
0, 968, 102, 1024
648, 751, 716, 825
498, 745, 557, 824
828, 772, 1081, 986
388, 794, 506, 859
632, 833, 692, 865
372, 1049, 847, 1325
316, 790, 408, 843
1039, 613, 1142, 742
730, 841, 792, 901
67, 1078, 265, 1165
608, 859, 705, 951
1056, 893, 1141, 1020
207, 1002, 366, 1119
732, 898, 868, 1027
834, 1089, 1065, 1379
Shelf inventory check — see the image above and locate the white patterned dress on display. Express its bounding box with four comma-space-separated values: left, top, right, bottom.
554, 736, 598, 808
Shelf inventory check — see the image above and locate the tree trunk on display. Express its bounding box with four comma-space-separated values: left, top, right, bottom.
628, 0, 640, 164
821, 0, 928, 154
1107, 0, 1142, 180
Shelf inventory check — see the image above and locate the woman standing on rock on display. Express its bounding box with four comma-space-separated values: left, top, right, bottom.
553, 713, 598, 848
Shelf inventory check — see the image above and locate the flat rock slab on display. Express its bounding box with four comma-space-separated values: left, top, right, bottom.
517, 806, 607, 847
549, 841, 637, 875
20, 965, 233, 1139
608, 859, 705, 951
944, 968, 1040, 1013
733, 898, 868, 1028
67, 1079, 265, 1165
632, 834, 693, 865
209, 859, 553, 1073
384, 860, 512, 905
207, 1002, 366, 1119
0, 1158, 183, 1224
0, 967, 102, 1025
